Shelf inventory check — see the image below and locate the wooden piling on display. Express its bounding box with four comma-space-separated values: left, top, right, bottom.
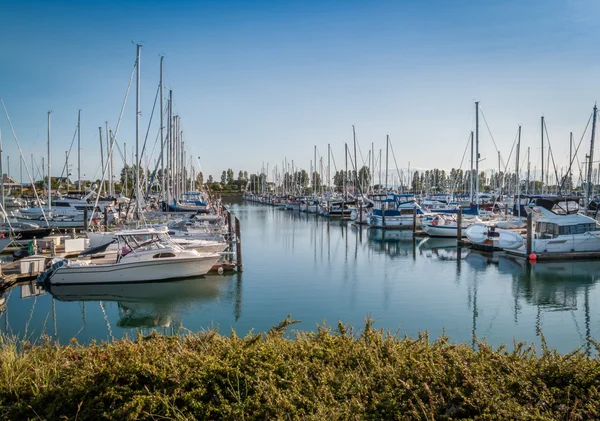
83, 208, 88, 231
103, 207, 109, 231
526, 212, 533, 256
456, 207, 462, 242
412, 207, 417, 234
235, 216, 243, 271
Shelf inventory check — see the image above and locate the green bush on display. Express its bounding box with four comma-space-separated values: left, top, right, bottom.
1, 317, 599, 420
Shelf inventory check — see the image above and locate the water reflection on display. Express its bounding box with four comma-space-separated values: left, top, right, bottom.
367, 229, 416, 258
48, 276, 230, 330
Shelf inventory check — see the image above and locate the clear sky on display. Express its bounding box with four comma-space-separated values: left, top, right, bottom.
1, 0, 599, 186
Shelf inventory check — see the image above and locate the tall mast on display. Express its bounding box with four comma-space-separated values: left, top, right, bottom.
353, 125, 358, 195
526, 147, 530, 194
64, 152, 67, 192
109, 129, 114, 196
586, 104, 598, 204
568, 132, 573, 194
0, 123, 4, 209
160, 56, 165, 201
135, 43, 141, 218
327, 144, 330, 192
475, 102, 480, 203
105, 121, 111, 196
469, 130, 474, 203
168, 90, 173, 202
344, 144, 348, 201
515, 126, 521, 215
98, 127, 104, 193
385, 135, 389, 191
378, 149, 382, 193
77, 109, 81, 191
313, 145, 317, 196
371, 142, 374, 193
541, 116, 544, 194
47, 111, 51, 210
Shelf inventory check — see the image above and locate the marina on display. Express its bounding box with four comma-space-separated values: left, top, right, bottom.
1, 199, 599, 355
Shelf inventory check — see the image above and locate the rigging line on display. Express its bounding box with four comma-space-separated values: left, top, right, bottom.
0, 98, 49, 225
388, 139, 404, 189
452, 132, 472, 193
89, 56, 136, 228
501, 127, 520, 175
59, 124, 79, 179
479, 106, 507, 168
139, 83, 160, 164
543, 120, 561, 193
560, 111, 593, 191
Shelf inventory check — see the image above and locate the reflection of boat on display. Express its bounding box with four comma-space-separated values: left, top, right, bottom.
48, 276, 224, 303
499, 257, 600, 311
464, 251, 492, 271
367, 229, 415, 257
417, 237, 457, 250
49, 276, 226, 329
367, 229, 413, 242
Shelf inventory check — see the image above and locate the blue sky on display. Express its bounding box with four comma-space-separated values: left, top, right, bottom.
1, 0, 599, 186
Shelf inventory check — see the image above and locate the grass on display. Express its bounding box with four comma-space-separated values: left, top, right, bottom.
1, 316, 600, 420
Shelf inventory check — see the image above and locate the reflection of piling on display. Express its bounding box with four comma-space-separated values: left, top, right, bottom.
526, 213, 533, 256
235, 216, 243, 271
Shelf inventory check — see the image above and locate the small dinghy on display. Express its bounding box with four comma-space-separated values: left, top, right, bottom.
465, 223, 523, 250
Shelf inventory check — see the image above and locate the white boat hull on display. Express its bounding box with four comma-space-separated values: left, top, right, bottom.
465, 224, 524, 250
531, 231, 600, 253
47, 255, 220, 285
422, 223, 465, 238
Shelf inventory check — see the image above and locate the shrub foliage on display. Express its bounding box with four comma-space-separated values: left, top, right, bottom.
1, 317, 599, 420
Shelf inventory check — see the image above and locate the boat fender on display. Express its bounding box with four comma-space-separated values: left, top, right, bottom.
528, 253, 537, 261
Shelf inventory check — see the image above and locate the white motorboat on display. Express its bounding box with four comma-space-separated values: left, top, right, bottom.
422, 214, 473, 238
39, 227, 221, 285
465, 223, 524, 250
514, 196, 600, 254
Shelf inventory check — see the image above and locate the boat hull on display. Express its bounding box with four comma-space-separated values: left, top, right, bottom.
47, 255, 220, 285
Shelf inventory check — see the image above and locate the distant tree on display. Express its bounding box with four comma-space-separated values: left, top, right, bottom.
227, 168, 234, 185
221, 171, 227, 185
358, 166, 371, 190
208, 174, 214, 184
196, 171, 204, 188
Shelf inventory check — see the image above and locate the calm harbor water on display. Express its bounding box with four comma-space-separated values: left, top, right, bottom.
1, 200, 600, 353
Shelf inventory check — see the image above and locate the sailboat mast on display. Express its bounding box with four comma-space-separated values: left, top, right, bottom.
99, 127, 104, 193
344, 143, 347, 201
77, 109, 81, 191
541, 116, 544, 194
0, 123, 4, 209
516, 126, 521, 215
586, 104, 598, 204
385, 135, 389, 191
353, 125, 358, 195
469, 131, 474, 203
568, 132, 573, 194
135, 43, 141, 218
159, 56, 165, 201
475, 102, 480, 203
109, 129, 114, 196
47, 111, 51, 210
313, 145, 317, 196
327, 144, 330, 192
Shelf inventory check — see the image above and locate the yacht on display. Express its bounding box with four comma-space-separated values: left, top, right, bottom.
39, 227, 221, 285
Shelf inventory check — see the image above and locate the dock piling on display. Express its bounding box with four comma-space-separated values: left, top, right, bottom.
412, 207, 417, 234
235, 216, 243, 271
526, 213, 533, 256
456, 208, 462, 243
